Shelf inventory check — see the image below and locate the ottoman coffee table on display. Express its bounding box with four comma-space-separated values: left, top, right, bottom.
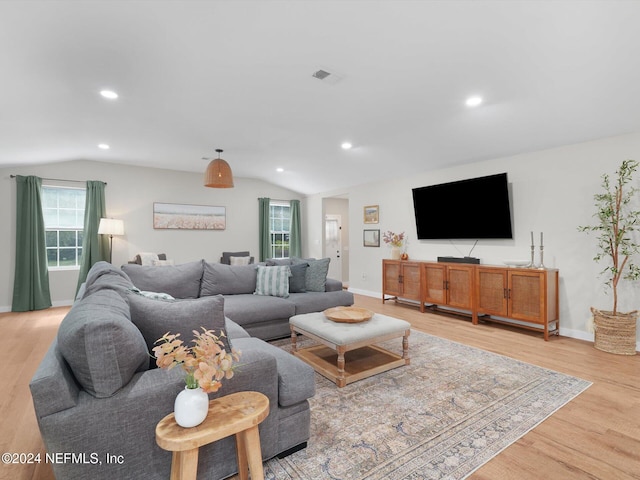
289, 309, 411, 387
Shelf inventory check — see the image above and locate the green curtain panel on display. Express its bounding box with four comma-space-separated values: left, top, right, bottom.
289, 199, 302, 258
258, 197, 271, 262
76, 181, 108, 293
12, 175, 52, 312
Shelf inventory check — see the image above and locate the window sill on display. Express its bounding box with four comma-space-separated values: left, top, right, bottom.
48, 266, 81, 272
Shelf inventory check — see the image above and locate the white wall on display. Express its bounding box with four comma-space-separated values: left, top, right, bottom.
309, 132, 640, 345
0, 160, 303, 310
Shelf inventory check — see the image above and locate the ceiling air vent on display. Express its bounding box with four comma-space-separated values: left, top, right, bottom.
312, 69, 331, 80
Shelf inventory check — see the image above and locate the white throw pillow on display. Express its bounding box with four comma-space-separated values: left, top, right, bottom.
229, 256, 251, 266
139, 252, 159, 266
254, 265, 291, 298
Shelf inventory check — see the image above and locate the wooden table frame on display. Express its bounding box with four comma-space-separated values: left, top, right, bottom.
291, 325, 410, 387
155, 391, 269, 480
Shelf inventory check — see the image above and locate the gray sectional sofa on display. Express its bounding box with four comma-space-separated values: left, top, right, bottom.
121, 258, 354, 340
30, 260, 353, 480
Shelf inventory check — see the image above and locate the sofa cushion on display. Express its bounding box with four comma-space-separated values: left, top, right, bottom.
255, 265, 291, 298
292, 257, 330, 292
121, 260, 204, 299
265, 258, 292, 266
288, 262, 308, 293
231, 337, 315, 407
222, 294, 295, 327
128, 294, 231, 368
200, 262, 257, 296
82, 261, 135, 299
288, 290, 355, 315
57, 289, 149, 398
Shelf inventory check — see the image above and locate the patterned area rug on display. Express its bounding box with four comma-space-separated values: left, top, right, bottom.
265, 330, 591, 480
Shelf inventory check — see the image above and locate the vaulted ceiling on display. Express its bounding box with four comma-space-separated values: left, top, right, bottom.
2, 1, 640, 194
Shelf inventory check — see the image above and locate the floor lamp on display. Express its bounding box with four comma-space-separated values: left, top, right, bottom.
98, 218, 124, 263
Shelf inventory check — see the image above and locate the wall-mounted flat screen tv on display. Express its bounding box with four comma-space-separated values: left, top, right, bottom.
412, 172, 513, 240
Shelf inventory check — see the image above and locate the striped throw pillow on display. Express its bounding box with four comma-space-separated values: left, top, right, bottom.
254, 265, 291, 298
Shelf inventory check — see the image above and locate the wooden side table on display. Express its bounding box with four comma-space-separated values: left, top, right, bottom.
156, 391, 270, 480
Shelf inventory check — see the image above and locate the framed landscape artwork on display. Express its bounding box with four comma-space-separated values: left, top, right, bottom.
363, 205, 379, 224
153, 203, 226, 230
363, 229, 380, 247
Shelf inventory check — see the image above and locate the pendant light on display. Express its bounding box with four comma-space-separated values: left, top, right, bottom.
204, 149, 234, 188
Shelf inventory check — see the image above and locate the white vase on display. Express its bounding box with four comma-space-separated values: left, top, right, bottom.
390, 246, 401, 260
174, 386, 209, 428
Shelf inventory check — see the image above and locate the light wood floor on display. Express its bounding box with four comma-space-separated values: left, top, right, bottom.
2, 295, 639, 480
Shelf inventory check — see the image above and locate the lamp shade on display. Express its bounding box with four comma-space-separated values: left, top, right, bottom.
98, 218, 124, 236
205, 149, 234, 188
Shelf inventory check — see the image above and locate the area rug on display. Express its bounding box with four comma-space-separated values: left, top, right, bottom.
264, 330, 591, 480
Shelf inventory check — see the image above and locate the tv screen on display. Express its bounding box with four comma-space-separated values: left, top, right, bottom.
412, 173, 513, 240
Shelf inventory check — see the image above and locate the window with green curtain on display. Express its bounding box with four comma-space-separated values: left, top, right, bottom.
42, 186, 86, 269
258, 198, 302, 261
75, 181, 108, 293
12, 175, 52, 312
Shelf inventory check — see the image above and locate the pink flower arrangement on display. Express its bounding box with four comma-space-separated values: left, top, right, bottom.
153, 328, 241, 393
382, 231, 405, 247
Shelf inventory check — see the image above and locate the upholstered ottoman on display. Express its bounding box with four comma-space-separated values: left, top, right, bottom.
289, 311, 411, 387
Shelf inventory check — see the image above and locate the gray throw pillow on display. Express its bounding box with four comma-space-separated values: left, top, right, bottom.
128, 294, 230, 369
57, 289, 149, 398
292, 257, 331, 292
121, 260, 204, 299
200, 262, 257, 296
289, 262, 308, 293
266, 258, 292, 266
254, 265, 291, 298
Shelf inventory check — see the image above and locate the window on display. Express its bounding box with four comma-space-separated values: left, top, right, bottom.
269, 202, 290, 259
42, 186, 86, 269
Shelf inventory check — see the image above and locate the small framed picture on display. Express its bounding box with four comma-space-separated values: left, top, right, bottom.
363, 205, 379, 224
363, 229, 380, 247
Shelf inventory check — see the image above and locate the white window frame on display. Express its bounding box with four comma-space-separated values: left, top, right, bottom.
42, 185, 86, 271
269, 201, 291, 260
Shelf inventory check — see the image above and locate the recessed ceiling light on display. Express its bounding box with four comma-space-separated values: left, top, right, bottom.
98, 144, 110, 150
465, 96, 483, 107
100, 90, 118, 99
341, 142, 352, 150
276, 167, 284, 173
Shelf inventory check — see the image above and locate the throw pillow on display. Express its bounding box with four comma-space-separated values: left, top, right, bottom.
254, 265, 291, 298
128, 294, 231, 369
121, 260, 204, 299
292, 257, 330, 292
221, 251, 251, 264
230, 256, 251, 266
129, 287, 175, 301
289, 262, 309, 293
200, 262, 257, 296
265, 258, 292, 266
57, 289, 149, 398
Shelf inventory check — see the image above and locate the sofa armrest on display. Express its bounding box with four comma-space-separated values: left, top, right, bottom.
30, 339, 80, 419
325, 277, 343, 292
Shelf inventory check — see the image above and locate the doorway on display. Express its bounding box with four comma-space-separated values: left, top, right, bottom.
325, 214, 342, 281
